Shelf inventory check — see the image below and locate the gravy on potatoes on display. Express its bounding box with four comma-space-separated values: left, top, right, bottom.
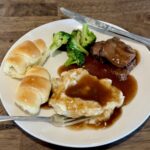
58, 55, 138, 129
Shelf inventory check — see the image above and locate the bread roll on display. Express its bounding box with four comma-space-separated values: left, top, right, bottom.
3, 39, 50, 79
15, 66, 51, 114
33, 39, 49, 65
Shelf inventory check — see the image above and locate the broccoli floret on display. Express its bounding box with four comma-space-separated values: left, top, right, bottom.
67, 36, 89, 56
49, 24, 96, 67
71, 29, 82, 44
49, 31, 71, 51
64, 49, 85, 66
81, 24, 96, 48
64, 31, 87, 66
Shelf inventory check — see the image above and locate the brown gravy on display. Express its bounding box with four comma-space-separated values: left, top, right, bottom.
41, 102, 51, 109
59, 55, 138, 105
58, 55, 138, 129
65, 75, 120, 106
69, 108, 122, 130
83, 55, 138, 105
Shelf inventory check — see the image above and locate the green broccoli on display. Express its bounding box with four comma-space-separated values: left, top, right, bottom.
71, 29, 82, 44
67, 36, 89, 56
49, 24, 96, 67
81, 24, 96, 48
49, 31, 71, 51
64, 49, 85, 67
64, 30, 88, 66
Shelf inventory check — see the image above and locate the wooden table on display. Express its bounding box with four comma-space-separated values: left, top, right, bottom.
0, 0, 149, 149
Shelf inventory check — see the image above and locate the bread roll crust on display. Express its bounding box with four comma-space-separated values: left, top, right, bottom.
3, 39, 49, 79
16, 87, 41, 114
4, 54, 28, 78
26, 66, 50, 80
13, 40, 41, 60
20, 76, 50, 103
15, 66, 51, 114
33, 39, 47, 54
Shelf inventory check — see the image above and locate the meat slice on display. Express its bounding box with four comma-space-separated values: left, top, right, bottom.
109, 59, 136, 81
91, 41, 105, 58
91, 37, 136, 68
90, 37, 137, 81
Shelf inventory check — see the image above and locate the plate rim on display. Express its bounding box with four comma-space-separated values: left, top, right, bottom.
0, 18, 150, 148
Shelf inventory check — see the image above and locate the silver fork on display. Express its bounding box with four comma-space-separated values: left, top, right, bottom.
0, 114, 91, 127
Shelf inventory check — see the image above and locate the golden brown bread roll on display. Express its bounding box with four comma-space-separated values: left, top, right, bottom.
33, 39, 49, 65
15, 66, 51, 114
3, 39, 50, 79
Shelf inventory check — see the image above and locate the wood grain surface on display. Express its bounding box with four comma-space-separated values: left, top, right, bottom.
0, 0, 150, 149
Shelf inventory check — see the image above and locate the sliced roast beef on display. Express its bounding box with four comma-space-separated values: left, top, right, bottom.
109, 58, 137, 81
91, 37, 136, 68
90, 37, 138, 81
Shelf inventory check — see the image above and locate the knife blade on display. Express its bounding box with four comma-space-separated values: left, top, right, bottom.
60, 7, 150, 47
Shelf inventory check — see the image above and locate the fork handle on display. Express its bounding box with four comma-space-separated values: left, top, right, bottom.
0, 116, 48, 122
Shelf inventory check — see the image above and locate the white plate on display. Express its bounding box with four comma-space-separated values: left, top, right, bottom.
0, 19, 150, 148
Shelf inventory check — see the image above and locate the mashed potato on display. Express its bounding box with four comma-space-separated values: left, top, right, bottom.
49, 68, 124, 124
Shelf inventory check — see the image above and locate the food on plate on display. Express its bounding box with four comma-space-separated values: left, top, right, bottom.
49, 24, 96, 66
50, 25, 138, 81
50, 31, 71, 51
65, 49, 85, 67
91, 37, 136, 68
2, 23, 139, 129
48, 24, 139, 128
49, 68, 124, 122
3, 39, 49, 79
15, 66, 51, 114
80, 24, 96, 48
34, 39, 50, 65
90, 37, 137, 80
